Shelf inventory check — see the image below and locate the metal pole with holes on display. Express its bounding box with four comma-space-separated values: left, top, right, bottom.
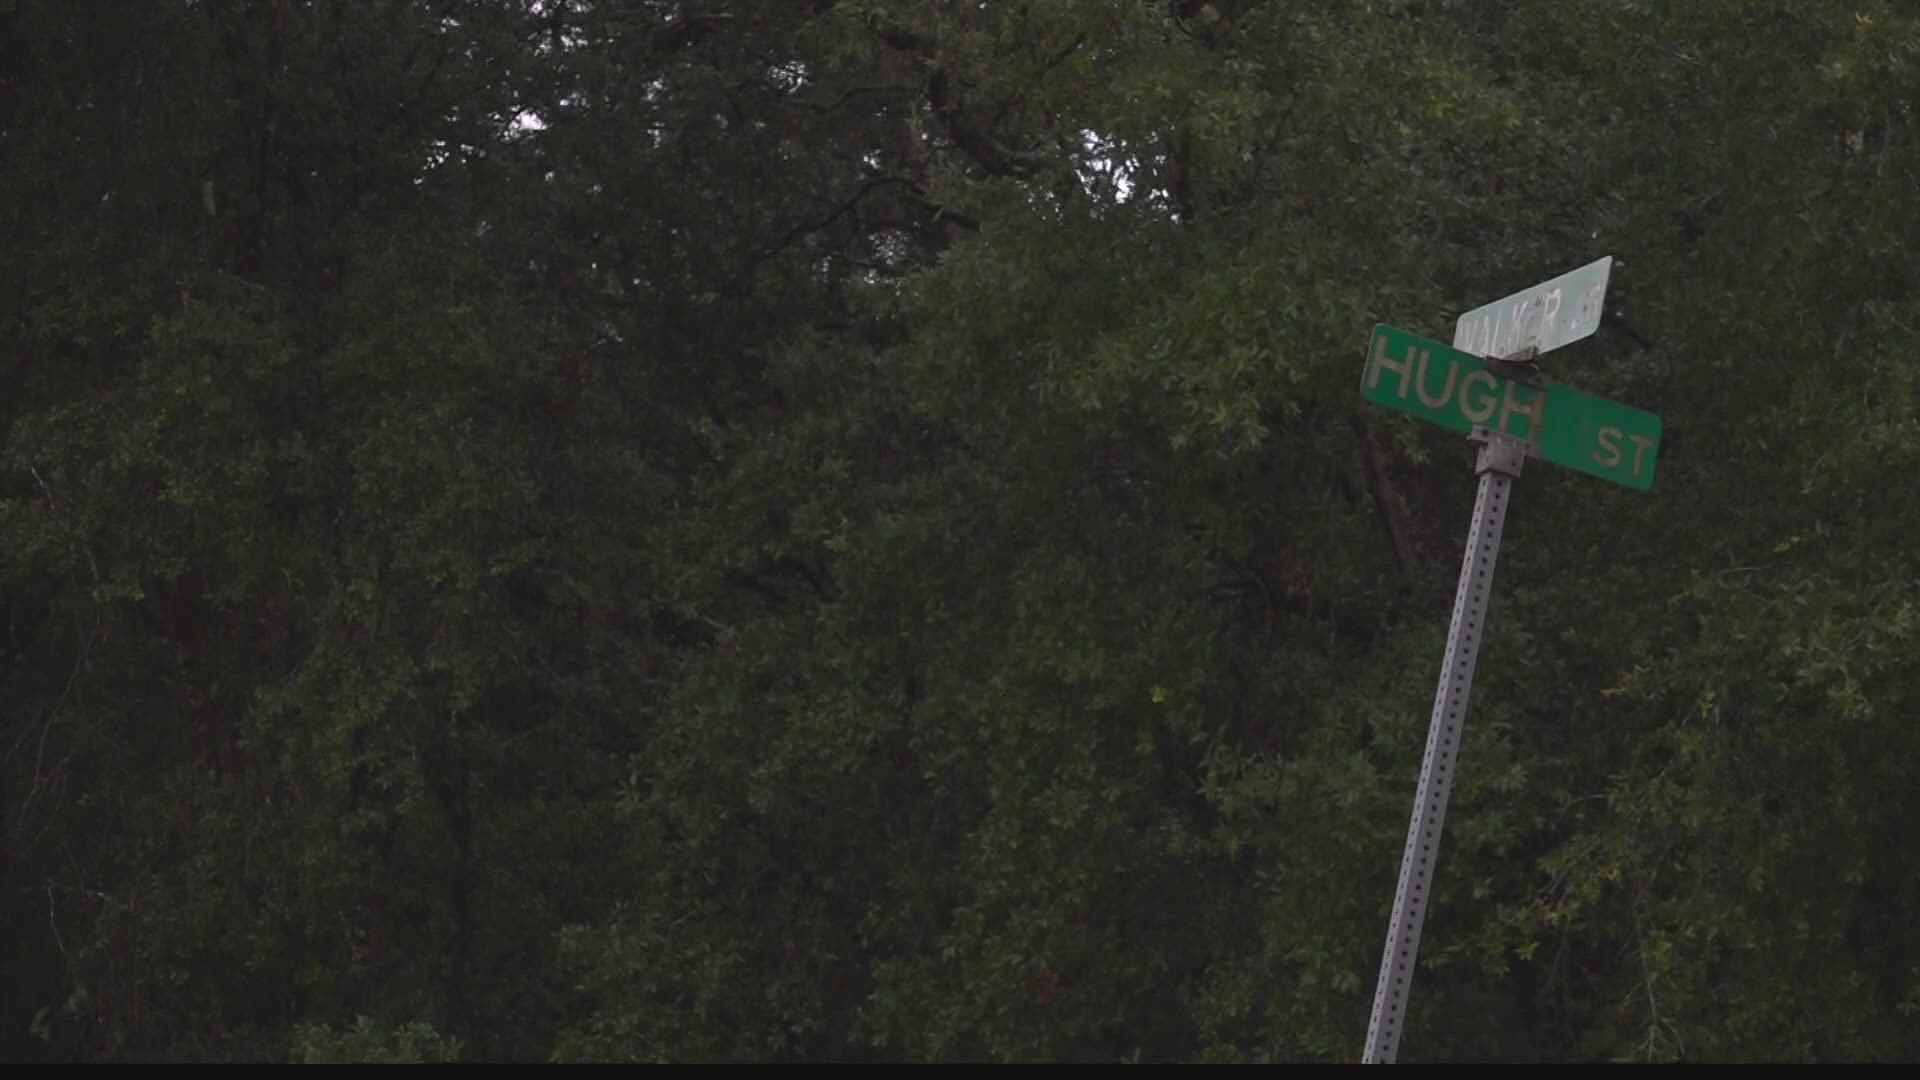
1361, 425, 1531, 1064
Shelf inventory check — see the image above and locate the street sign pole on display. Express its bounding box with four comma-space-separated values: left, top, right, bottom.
1355, 259, 1659, 1063
1361, 424, 1531, 1065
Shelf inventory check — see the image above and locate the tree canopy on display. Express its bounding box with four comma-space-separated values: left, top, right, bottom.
3, 0, 1919, 1063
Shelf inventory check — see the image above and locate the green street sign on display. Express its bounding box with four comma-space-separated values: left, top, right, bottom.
1360, 323, 1662, 492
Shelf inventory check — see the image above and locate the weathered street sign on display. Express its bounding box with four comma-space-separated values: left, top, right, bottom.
1452, 255, 1613, 359
1362, 323, 1661, 492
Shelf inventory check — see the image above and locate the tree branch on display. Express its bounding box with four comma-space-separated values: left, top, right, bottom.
869, 19, 1049, 180
743, 174, 919, 270
925, 69, 1048, 179
1353, 416, 1419, 587
989, 33, 1087, 129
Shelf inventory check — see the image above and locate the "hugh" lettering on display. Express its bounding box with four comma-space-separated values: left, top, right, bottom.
1367, 336, 1548, 438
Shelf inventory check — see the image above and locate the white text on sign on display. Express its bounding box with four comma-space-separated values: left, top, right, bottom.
1366, 335, 1548, 437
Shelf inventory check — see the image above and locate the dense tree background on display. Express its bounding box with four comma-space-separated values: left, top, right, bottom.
3, 0, 1918, 1063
